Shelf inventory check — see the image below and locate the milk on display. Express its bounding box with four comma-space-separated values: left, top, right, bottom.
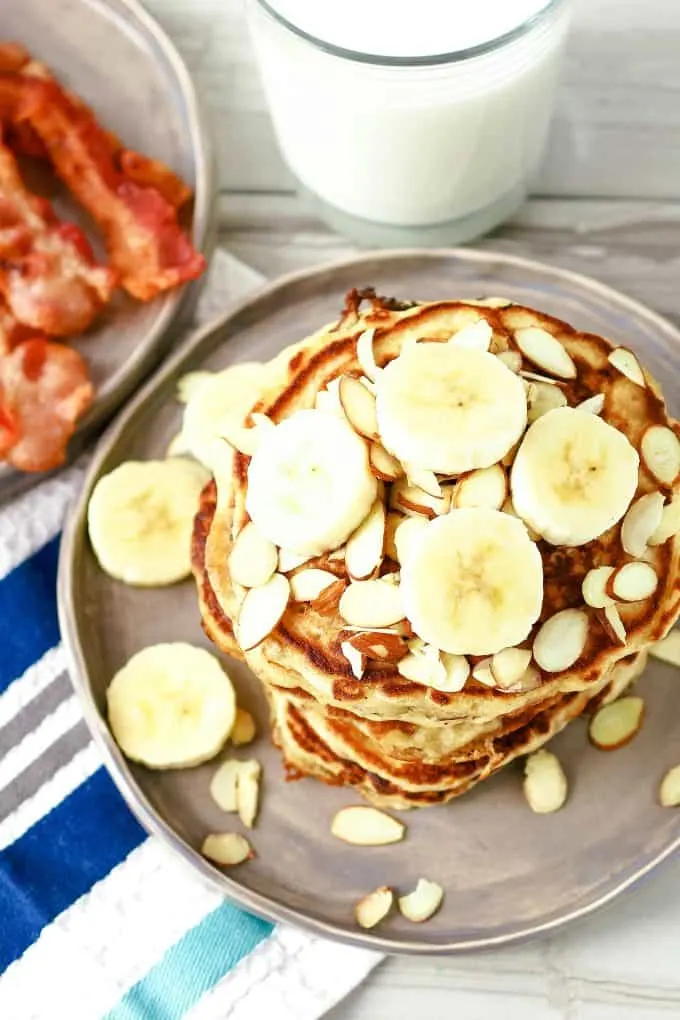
248, 0, 571, 244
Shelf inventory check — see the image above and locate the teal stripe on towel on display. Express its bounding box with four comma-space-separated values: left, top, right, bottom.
105, 902, 274, 1020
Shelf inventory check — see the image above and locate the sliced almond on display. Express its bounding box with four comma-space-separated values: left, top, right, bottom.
405, 466, 442, 498
340, 639, 366, 679
331, 805, 405, 846
515, 327, 577, 379
521, 370, 561, 386
659, 765, 680, 807
398, 879, 444, 923
223, 424, 261, 458
621, 491, 665, 557
237, 573, 290, 650
398, 645, 453, 690
346, 630, 407, 662
339, 579, 404, 628
515, 663, 541, 691
229, 522, 278, 589
315, 377, 344, 418
608, 347, 646, 387
338, 375, 380, 440
575, 393, 605, 415
202, 832, 253, 866
533, 609, 588, 673
589, 696, 644, 750
392, 478, 450, 519
394, 515, 429, 566
600, 603, 627, 645
310, 578, 346, 614
472, 657, 496, 686
523, 750, 568, 814
278, 548, 310, 573
384, 511, 403, 560
496, 350, 522, 373
290, 568, 339, 602
357, 328, 380, 382
649, 629, 680, 666
641, 425, 680, 486
398, 649, 442, 687
582, 565, 616, 609
438, 653, 470, 692
346, 500, 386, 580
449, 319, 492, 352
453, 464, 507, 510
236, 760, 261, 828
649, 497, 680, 545
526, 380, 568, 423
210, 760, 241, 812
231, 708, 256, 747
610, 561, 658, 601
328, 546, 346, 561
356, 886, 393, 929
250, 412, 273, 432
369, 443, 403, 482
491, 647, 532, 689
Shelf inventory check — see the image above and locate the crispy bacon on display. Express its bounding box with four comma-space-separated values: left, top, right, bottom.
0, 295, 36, 355
117, 150, 192, 210
0, 337, 93, 471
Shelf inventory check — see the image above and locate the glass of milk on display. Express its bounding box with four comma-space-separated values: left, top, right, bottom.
247, 0, 571, 246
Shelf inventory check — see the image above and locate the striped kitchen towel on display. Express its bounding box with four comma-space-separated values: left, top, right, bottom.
0, 250, 381, 1020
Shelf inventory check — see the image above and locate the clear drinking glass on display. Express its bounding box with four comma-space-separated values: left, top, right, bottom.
247, 0, 571, 246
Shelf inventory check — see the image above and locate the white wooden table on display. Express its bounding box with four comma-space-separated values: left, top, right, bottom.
151, 1, 680, 1015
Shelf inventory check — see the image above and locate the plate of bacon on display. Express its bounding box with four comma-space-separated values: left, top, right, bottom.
0, 0, 212, 497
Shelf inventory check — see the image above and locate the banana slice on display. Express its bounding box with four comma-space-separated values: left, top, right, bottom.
246, 409, 378, 556
107, 643, 236, 769
179, 362, 265, 470
511, 407, 639, 546
88, 459, 208, 586
401, 508, 543, 655
375, 345, 527, 474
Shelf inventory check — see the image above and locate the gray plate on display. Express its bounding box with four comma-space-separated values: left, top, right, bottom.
59, 249, 680, 954
0, 0, 214, 501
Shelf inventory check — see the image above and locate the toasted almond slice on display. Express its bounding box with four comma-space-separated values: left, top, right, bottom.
600, 604, 627, 645
315, 377, 344, 417
236, 760, 261, 828
438, 653, 470, 692
523, 750, 568, 814
359, 375, 377, 394
641, 425, 680, 486
453, 464, 507, 510
659, 765, 680, 807
398, 879, 444, 923
496, 350, 522, 373
589, 696, 644, 750
516, 663, 541, 691
237, 573, 290, 650
231, 708, 256, 747
346, 630, 407, 662
339, 579, 404, 628
392, 479, 450, 519
398, 650, 441, 687
515, 327, 577, 379
210, 760, 241, 812
491, 647, 532, 689
526, 380, 568, 423
202, 832, 253, 866
472, 657, 495, 686
533, 609, 588, 673
521, 370, 561, 386
649, 497, 680, 545
650, 630, 680, 666
340, 639, 367, 679
621, 491, 665, 557
331, 805, 405, 846
575, 393, 605, 415
394, 515, 429, 566
278, 548, 310, 573
177, 370, 213, 404
449, 319, 492, 351
290, 568, 339, 602
356, 886, 393, 929
369, 442, 403, 481
229, 522, 278, 589
357, 328, 380, 381
338, 375, 380, 440
310, 578, 346, 614
608, 347, 646, 387
610, 561, 658, 601
582, 565, 616, 608
405, 466, 442, 498
346, 500, 386, 580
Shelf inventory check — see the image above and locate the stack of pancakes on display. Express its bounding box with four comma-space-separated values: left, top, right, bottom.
192, 290, 680, 809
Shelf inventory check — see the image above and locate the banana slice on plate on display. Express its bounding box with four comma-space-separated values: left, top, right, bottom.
246, 409, 378, 556
375, 345, 527, 474
178, 362, 266, 470
511, 406, 640, 546
107, 643, 236, 769
88, 459, 208, 586
401, 508, 543, 656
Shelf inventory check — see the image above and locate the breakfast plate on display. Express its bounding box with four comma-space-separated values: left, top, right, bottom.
59, 249, 680, 953
0, 0, 214, 500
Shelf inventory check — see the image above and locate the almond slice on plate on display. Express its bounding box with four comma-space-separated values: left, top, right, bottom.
394, 515, 429, 566
310, 578, 346, 614
210, 760, 241, 812
640, 425, 680, 486
339, 375, 380, 440
398, 879, 444, 923
346, 500, 386, 580
438, 653, 470, 692
471, 657, 495, 686
620, 491, 665, 557
357, 328, 380, 381
496, 349, 522, 373
398, 649, 445, 687
491, 647, 532, 689
582, 566, 616, 608
533, 609, 588, 673
290, 568, 339, 602
659, 765, 680, 807
589, 696, 644, 750
237, 573, 290, 650
610, 561, 658, 601
229, 522, 278, 589
600, 603, 627, 645
449, 319, 493, 352
231, 708, 256, 747
339, 579, 404, 628
202, 832, 253, 866
392, 478, 450, 519
649, 497, 680, 545
521, 370, 562, 386
278, 548, 310, 573
649, 630, 680, 666
340, 639, 366, 679
405, 466, 442, 498
236, 760, 261, 828
369, 442, 403, 481
331, 805, 405, 846
346, 630, 407, 662
523, 750, 568, 814
526, 380, 568, 423
608, 347, 646, 387
575, 393, 605, 415
453, 464, 507, 510
356, 886, 393, 929
514, 327, 577, 379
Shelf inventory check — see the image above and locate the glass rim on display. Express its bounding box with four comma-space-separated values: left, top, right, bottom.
251, 0, 568, 68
